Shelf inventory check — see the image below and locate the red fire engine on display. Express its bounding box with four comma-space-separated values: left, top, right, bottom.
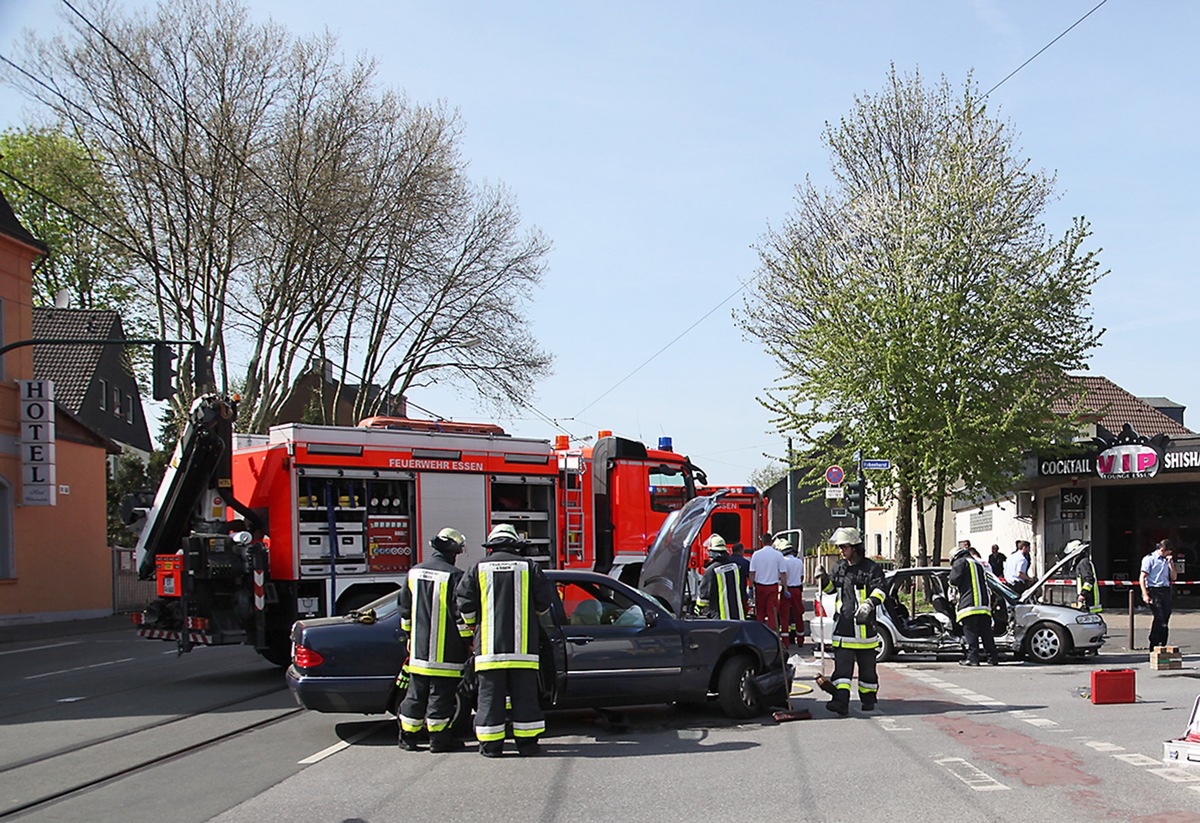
131, 395, 706, 663
695, 485, 771, 569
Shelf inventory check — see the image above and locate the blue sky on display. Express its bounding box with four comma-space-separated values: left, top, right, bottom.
3, 1, 1198, 484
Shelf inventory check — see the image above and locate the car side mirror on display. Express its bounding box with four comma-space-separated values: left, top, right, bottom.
644, 609, 660, 628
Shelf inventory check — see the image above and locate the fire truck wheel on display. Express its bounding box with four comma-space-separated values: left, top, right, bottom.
717, 655, 760, 719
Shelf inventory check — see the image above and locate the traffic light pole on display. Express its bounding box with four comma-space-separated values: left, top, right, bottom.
0, 337, 209, 398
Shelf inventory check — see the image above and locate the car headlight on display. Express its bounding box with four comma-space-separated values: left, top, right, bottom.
1075, 614, 1103, 624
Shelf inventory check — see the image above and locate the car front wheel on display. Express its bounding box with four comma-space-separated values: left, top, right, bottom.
717, 655, 760, 719
1025, 623, 1069, 664
876, 629, 895, 663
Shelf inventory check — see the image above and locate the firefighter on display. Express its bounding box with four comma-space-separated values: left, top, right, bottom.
695, 535, 746, 620
397, 527, 474, 752
949, 543, 998, 666
816, 527, 886, 715
777, 537, 806, 649
456, 523, 555, 758
1069, 540, 1102, 614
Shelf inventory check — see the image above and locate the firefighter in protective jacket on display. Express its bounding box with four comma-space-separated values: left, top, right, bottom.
1069, 540, 1102, 614
949, 544, 998, 666
695, 535, 746, 620
456, 523, 555, 757
397, 527, 473, 752
817, 527, 886, 715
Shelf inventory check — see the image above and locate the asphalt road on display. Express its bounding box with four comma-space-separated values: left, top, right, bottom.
2, 612, 1199, 823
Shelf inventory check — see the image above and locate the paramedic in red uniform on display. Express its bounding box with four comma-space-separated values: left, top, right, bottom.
749, 533, 787, 634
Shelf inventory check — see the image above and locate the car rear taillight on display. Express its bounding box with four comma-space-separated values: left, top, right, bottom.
293, 644, 324, 668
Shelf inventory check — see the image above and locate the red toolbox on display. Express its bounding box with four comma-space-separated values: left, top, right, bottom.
1091, 668, 1136, 704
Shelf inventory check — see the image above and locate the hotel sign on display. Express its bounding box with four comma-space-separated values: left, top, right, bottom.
19, 380, 56, 506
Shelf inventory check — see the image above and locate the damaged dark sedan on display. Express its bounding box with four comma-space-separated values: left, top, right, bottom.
287, 493, 790, 720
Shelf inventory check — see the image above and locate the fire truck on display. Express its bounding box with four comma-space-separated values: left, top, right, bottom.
130, 394, 707, 664
695, 485, 771, 569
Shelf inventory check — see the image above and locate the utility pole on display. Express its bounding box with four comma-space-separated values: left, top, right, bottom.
787, 436, 795, 534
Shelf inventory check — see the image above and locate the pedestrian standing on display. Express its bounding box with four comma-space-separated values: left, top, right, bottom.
817, 527, 886, 715
397, 527, 473, 752
456, 524, 555, 758
950, 545, 998, 666
749, 532, 787, 634
987, 544, 1006, 578
1140, 539, 1178, 649
695, 535, 746, 620
778, 538, 806, 650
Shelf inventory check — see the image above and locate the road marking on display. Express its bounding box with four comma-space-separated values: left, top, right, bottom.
1147, 768, 1200, 783
0, 641, 80, 656
1021, 717, 1058, 727
24, 657, 135, 680
56, 696, 86, 703
299, 721, 389, 764
943, 687, 975, 695
877, 717, 911, 731
1085, 741, 1125, 752
934, 756, 1010, 791
1112, 753, 1161, 767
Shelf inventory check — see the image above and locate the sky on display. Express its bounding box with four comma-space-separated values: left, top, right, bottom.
2, 0, 1198, 485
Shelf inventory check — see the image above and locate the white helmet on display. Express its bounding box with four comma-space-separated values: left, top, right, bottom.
772, 537, 794, 553
1064, 539, 1090, 554
706, 535, 729, 554
831, 527, 863, 546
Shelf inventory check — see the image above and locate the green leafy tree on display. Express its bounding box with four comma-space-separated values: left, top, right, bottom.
0, 127, 142, 316
106, 451, 169, 547
741, 68, 1104, 567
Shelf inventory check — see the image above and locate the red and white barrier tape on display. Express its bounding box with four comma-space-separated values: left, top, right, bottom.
1041, 579, 1200, 586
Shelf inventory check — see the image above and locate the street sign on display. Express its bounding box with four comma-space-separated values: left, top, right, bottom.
825, 487, 845, 499
831, 508, 848, 518
862, 459, 891, 471
825, 465, 845, 485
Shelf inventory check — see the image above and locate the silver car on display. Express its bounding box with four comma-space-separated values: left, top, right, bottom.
812, 544, 1106, 664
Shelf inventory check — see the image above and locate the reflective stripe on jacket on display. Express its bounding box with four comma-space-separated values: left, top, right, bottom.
697, 561, 746, 620
949, 555, 992, 622
400, 555, 471, 678
457, 550, 554, 671
823, 557, 886, 649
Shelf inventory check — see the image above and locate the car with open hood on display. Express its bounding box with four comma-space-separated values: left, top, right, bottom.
811, 543, 1106, 664
287, 492, 790, 720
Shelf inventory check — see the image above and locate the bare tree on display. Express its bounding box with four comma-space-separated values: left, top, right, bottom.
7, 0, 552, 431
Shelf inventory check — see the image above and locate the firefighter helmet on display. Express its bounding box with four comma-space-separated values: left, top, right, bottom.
830, 527, 863, 547
1064, 539, 1090, 554
773, 537, 794, 554
706, 534, 729, 554
430, 527, 465, 555
484, 523, 524, 550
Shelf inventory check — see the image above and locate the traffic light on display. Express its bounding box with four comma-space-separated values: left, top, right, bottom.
192, 344, 212, 390
844, 475, 866, 522
152, 342, 176, 400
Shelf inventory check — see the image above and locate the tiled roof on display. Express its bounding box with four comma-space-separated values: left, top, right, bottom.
1053, 375, 1192, 437
31, 308, 121, 412
0, 189, 46, 252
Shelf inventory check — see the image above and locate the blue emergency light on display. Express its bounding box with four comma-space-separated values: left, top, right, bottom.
658, 436, 673, 452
